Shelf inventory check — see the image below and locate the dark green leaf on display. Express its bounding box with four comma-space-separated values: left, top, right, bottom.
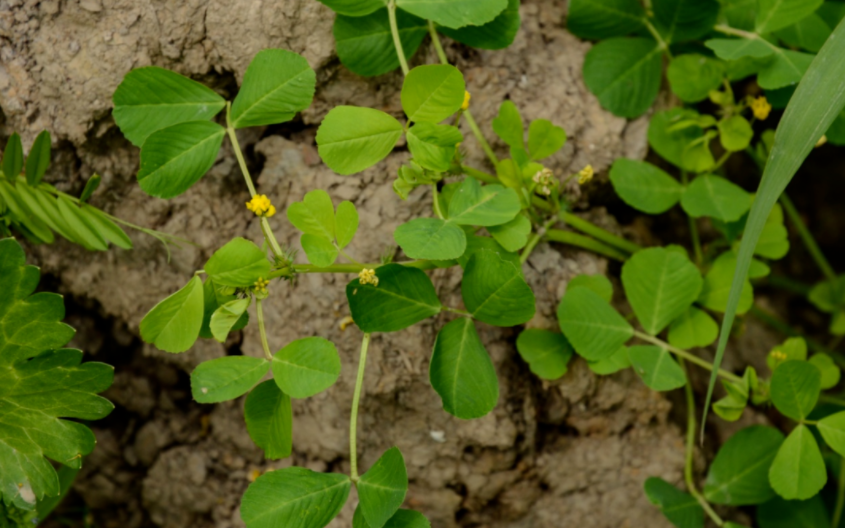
191, 356, 269, 403
667, 54, 725, 103
583, 37, 663, 118
704, 426, 784, 505
437, 0, 520, 49
347, 264, 441, 332
396, 0, 507, 29
447, 177, 521, 227
681, 175, 752, 222
776, 13, 830, 53
358, 447, 408, 528
394, 218, 467, 260
629, 345, 687, 391
808, 353, 840, 389
770, 360, 821, 421
756, 0, 823, 33
316, 106, 403, 175
756, 495, 830, 528
317, 0, 386, 16
487, 214, 531, 252
462, 249, 535, 326
653, 0, 719, 42
2, 133, 23, 180
768, 424, 826, 500
245, 380, 292, 460
705, 38, 774, 60
401, 64, 465, 123
757, 48, 815, 91
456, 235, 520, 269
557, 287, 633, 361
25, 131, 51, 187
140, 276, 205, 353
516, 329, 573, 380
609, 158, 684, 214
567, 0, 646, 39
644, 477, 704, 528
353, 508, 431, 528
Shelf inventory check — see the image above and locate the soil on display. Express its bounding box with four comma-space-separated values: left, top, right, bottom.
0, 1, 807, 527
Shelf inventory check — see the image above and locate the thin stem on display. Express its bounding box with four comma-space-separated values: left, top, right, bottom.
350, 332, 371, 482
712, 150, 732, 171
261, 218, 284, 258
255, 299, 273, 362
749, 304, 845, 364
643, 19, 673, 58
339, 248, 364, 266
387, 1, 410, 75
766, 274, 812, 296
634, 331, 744, 384
226, 104, 257, 197
681, 172, 704, 266
521, 216, 557, 264
443, 306, 472, 317
780, 193, 837, 282
428, 21, 448, 64
266, 260, 436, 278
461, 165, 499, 184
544, 229, 630, 262
834, 460, 845, 528
560, 212, 643, 254
431, 184, 445, 219
714, 24, 759, 40
680, 359, 725, 526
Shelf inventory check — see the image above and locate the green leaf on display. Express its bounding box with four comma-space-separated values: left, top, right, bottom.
527, 119, 566, 160
719, 115, 754, 152
0, 181, 54, 243
430, 318, 499, 419
317, 0, 386, 16
698, 252, 754, 314
347, 264, 441, 332
629, 345, 686, 391
583, 37, 663, 118
140, 276, 204, 353
401, 64, 465, 123
770, 360, 821, 421
756, 0, 823, 33
272, 337, 341, 399
2, 133, 23, 179
287, 189, 337, 240
768, 424, 826, 500
644, 477, 704, 528
705, 38, 775, 60
757, 48, 815, 90
447, 178, 521, 227
704, 426, 784, 505
768, 337, 808, 371
301, 234, 339, 267
56, 196, 108, 251
112, 67, 226, 147
587, 345, 632, 375
137, 121, 225, 199
81, 205, 133, 250
354, 508, 431, 528
200, 279, 247, 339
394, 218, 467, 260
557, 287, 633, 361
775, 13, 831, 53
808, 353, 840, 389
567, 0, 646, 39
0, 238, 113, 510
681, 175, 752, 222
568, 274, 614, 303
456, 235, 520, 269
406, 123, 463, 171
667, 307, 718, 349
667, 55, 725, 103
488, 214, 531, 252
648, 108, 713, 172
358, 447, 408, 528
209, 298, 251, 342
13, 185, 74, 244
756, 495, 830, 528
25, 131, 51, 187
516, 329, 573, 380
316, 106, 403, 175
245, 380, 292, 460
755, 203, 789, 259
621, 247, 703, 336
609, 158, 684, 214
437, 0, 520, 50
462, 250, 535, 326
653, 0, 720, 42
396, 0, 507, 29
240, 467, 351, 528
817, 410, 845, 458
491, 100, 524, 149
230, 49, 316, 129
190, 356, 269, 403
336, 201, 359, 249
205, 237, 271, 288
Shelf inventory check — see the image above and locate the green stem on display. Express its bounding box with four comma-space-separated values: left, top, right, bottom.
820, 395, 845, 407
681, 172, 704, 266
544, 229, 630, 262
714, 24, 759, 40
560, 211, 642, 254
387, 1, 410, 75
521, 216, 557, 264
350, 332, 371, 482
643, 18, 673, 58
461, 165, 499, 184
634, 331, 744, 384
256, 299, 273, 362
443, 306, 472, 317
428, 21, 448, 64
780, 193, 837, 282
680, 359, 725, 527
712, 150, 732, 171
431, 184, 445, 219
266, 260, 435, 278
339, 248, 363, 266
766, 274, 812, 296
834, 459, 845, 528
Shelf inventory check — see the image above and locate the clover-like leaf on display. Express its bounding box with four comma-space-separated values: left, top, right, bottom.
462, 250, 535, 326
358, 447, 408, 528
667, 54, 725, 103
245, 380, 293, 460
448, 177, 521, 227
272, 337, 341, 399
527, 119, 566, 160
401, 64, 466, 123
396, 0, 507, 29
583, 37, 662, 118
756, 0, 823, 33
704, 426, 783, 506
567, 274, 614, 303
644, 477, 704, 528
610, 159, 684, 214
667, 307, 718, 349
698, 252, 754, 314
317, 106, 403, 175
205, 237, 271, 288
557, 287, 633, 362
406, 123, 463, 172
347, 264, 441, 332
516, 329, 574, 380
491, 100, 524, 149
190, 356, 270, 404
567, 0, 646, 40
140, 276, 205, 353
768, 424, 826, 501
770, 360, 820, 421
437, 0, 520, 50
681, 175, 752, 222
335, 8, 428, 77
629, 345, 687, 392
394, 218, 467, 261
317, 0, 386, 16
488, 214, 531, 252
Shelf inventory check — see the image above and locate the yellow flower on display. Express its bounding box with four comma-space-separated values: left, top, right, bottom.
358, 268, 379, 287
246, 194, 277, 217
253, 277, 270, 294
816, 135, 828, 148
461, 91, 471, 111
751, 96, 771, 121
578, 165, 594, 185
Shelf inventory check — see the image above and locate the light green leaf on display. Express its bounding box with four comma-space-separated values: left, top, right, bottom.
516, 329, 573, 380
648, 108, 712, 171
0, 181, 53, 243
334, 8, 428, 77
394, 218, 467, 260
2, 132, 23, 180
668, 54, 725, 103
287, 189, 337, 241
713, 369, 753, 422
704, 426, 783, 505
209, 298, 250, 343
488, 215, 531, 252
567, 0, 646, 39
705, 38, 775, 60
756, 495, 830, 528
770, 360, 821, 421
81, 205, 133, 250
755, 203, 789, 259
527, 119, 566, 160
190, 356, 269, 403
301, 234, 339, 267
668, 307, 718, 349
621, 247, 703, 336
205, 237, 271, 288
587, 345, 632, 375
112, 67, 226, 147
437, 0, 520, 50
401, 64, 465, 123
491, 100, 524, 149
644, 477, 704, 528
768, 424, 826, 500
583, 37, 662, 118
406, 123, 463, 171
336, 201, 359, 249
240, 467, 351, 528
756, 0, 823, 33
272, 337, 341, 399
317, 0, 386, 16
653, 0, 720, 42
56, 196, 108, 251
462, 250, 535, 327
818, 410, 845, 458
629, 345, 687, 391
347, 264, 441, 332
316, 106, 403, 175
230, 49, 316, 129
768, 337, 808, 371
698, 252, 754, 314
430, 318, 499, 419
808, 353, 840, 389
609, 158, 684, 214
245, 379, 292, 460
200, 278, 247, 339
137, 121, 226, 199
719, 115, 754, 152
358, 447, 408, 528
681, 175, 752, 222
140, 276, 204, 353
557, 287, 633, 362
447, 178, 521, 227
757, 48, 815, 90
775, 13, 830, 53
567, 274, 614, 303
396, 0, 507, 29
25, 130, 51, 187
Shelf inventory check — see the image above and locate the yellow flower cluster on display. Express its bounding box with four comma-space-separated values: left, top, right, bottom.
461, 91, 471, 111
253, 277, 270, 294
246, 194, 276, 217
750, 96, 771, 121
578, 165, 594, 185
358, 268, 379, 287
770, 349, 788, 365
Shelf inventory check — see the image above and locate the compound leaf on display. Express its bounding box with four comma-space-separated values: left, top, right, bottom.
704, 426, 784, 505
667, 54, 725, 103
668, 307, 718, 349
488, 214, 531, 252
557, 287, 633, 361
491, 100, 524, 149
527, 119, 566, 160
406, 122, 463, 172
583, 37, 662, 118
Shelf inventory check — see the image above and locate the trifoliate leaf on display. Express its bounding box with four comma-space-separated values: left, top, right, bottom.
301, 234, 339, 267
698, 252, 753, 314
808, 353, 840, 389
667, 54, 725, 103
346, 264, 441, 332
401, 64, 466, 123
768, 424, 826, 500
357, 447, 408, 528
406, 123, 463, 172
704, 426, 783, 505
488, 214, 531, 252
491, 100, 524, 149
583, 37, 662, 118
667, 307, 718, 349
719, 115, 754, 152
516, 329, 574, 380
447, 177, 521, 227
317, 106, 403, 175
205, 237, 271, 288
462, 249, 535, 326
681, 175, 752, 222
557, 287, 633, 362
527, 119, 566, 160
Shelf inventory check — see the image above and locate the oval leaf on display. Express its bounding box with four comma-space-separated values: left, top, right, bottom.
346, 264, 441, 332
272, 337, 341, 399
245, 380, 293, 460
516, 329, 574, 380
610, 158, 684, 214
191, 355, 270, 403
401, 64, 465, 123
462, 250, 535, 326
768, 424, 826, 500
205, 237, 271, 288
583, 37, 662, 118
316, 106, 403, 175
628, 345, 687, 392
140, 276, 205, 353
335, 8, 428, 77
394, 218, 467, 260
704, 426, 784, 506
770, 360, 821, 421
396, 0, 507, 29
557, 287, 633, 361
358, 447, 408, 528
